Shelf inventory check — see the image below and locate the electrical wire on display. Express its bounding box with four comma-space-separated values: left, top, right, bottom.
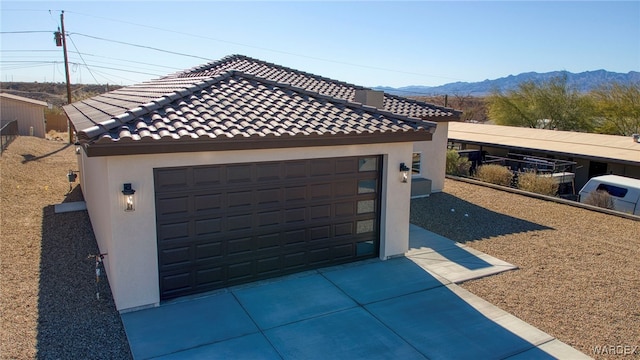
69, 32, 212, 62
67, 33, 99, 84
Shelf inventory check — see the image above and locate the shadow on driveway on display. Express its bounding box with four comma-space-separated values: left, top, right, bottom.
37, 196, 132, 359
411, 192, 553, 244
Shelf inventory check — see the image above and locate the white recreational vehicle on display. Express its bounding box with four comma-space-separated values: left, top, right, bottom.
579, 175, 640, 215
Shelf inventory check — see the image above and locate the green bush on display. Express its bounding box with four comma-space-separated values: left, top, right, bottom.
475, 164, 513, 186
446, 150, 471, 176
517, 171, 558, 196
583, 190, 614, 210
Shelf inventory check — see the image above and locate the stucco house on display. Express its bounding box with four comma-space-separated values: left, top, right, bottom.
0, 93, 48, 138
64, 55, 460, 311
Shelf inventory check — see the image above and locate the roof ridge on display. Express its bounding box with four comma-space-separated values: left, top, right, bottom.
228, 71, 434, 128
177, 54, 371, 92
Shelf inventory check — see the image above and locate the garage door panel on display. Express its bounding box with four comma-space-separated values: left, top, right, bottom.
335, 202, 355, 217
157, 196, 190, 217
155, 168, 189, 190
158, 221, 191, 242
257, 188, 281, 205
310, 204, 331, 220
283, 252, 306, 270
195, 267, 223, 287
335, 158, 357, 174
310, 159, 333, 176
334, 222, 354, 237
284, 186, 306, 202
226, 164, 253, 184
194, 193, 222, 213
335, 179, 356, 197
257, 256, 281, 274
310, 225, 331, 241
195, 241, 222, 261
256, 163, 281, 181
156, 156, 381, 300
159, 246, 191, 267
257, 233, 281, 251
193, 166, 222, 187
333, 243, 354, 260
161, 272, 191, 295
228, 262, 253, 281
284, 208, 306, 223
228, 190, 253, 208
257, 210, 281, 227
227, 214, 253, 231
284, 229, 306, 246
227, 237, 253, 256
309, 248, 331, 265
284, 161, 306, 179
195, 218, 222, 236
309, 183, 332, 199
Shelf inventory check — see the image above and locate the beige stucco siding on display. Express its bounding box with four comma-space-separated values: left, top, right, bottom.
80, 142, 415, 311
414, 122, 448, 193
0, 96, 47, 138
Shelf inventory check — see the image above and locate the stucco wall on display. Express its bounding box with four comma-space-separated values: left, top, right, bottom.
82, 142, 415, 311
414, 122, 448, 193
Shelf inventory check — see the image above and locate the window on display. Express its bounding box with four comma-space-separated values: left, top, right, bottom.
596, 184, 628, 198
358, 157, 378, 172
411, 152, 421, 175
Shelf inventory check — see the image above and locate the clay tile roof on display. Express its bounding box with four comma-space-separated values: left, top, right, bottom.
171, 55, 460, 121
64, 55, 451, 156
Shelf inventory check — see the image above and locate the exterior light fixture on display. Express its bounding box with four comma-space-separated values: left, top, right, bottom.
122, 183, 135, 212
400, 163, 410, 183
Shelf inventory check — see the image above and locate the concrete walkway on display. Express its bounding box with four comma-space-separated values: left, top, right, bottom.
121, 225, 590, 359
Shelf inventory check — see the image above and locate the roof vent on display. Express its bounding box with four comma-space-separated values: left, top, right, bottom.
354, 89, 384, 110
633, 134, 640, 143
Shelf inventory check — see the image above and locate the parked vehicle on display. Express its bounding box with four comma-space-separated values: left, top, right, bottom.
578, 175, 640, 215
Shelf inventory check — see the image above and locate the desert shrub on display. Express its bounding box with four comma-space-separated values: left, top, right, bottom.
517, 171, 558, 196
446, 150, 471, 176
475, 164, 513, 186
583, 190, 614, 210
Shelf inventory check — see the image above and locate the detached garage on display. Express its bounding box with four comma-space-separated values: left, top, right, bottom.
64, 55, 455, 311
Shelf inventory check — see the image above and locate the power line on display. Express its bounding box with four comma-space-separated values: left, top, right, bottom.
65, 10, 465, 82
0, 31, 53, 34
67, 33, 99, 84
69, 32, 212, 62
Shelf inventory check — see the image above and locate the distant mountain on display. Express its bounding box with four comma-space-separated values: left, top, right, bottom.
375, 70, 640, 97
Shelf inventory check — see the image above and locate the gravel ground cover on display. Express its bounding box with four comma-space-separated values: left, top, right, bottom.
411, 179, 640, 360
1, 136, 131, 359
3, 136, 638, 359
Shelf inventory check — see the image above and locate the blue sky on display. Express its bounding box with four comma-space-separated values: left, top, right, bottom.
1, 1, 639, 88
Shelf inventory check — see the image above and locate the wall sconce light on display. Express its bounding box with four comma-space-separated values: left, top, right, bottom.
122, 183, 136, 212
74, 141, 81, 154
400, 163, 410, 183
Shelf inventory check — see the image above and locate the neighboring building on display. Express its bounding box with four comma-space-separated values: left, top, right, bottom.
448, 122, 640, 191
0, 93, 48, 138
64, 55, 460, 311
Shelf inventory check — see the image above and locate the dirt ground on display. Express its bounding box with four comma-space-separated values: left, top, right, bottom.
411, 180, 640, 360
1, 135, 131, 359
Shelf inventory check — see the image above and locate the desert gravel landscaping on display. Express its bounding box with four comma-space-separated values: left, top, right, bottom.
411, 179, 640, 359
2, 135, 638, 359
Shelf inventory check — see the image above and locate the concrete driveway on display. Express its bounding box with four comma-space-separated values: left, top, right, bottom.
121, 225, 589, 359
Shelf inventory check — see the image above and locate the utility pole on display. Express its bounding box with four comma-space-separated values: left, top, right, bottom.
57, 10, 73, 143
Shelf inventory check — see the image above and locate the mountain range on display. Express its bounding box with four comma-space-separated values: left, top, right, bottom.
374, 70, 640, 97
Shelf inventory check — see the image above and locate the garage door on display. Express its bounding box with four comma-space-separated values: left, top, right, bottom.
155, 156, 382, 300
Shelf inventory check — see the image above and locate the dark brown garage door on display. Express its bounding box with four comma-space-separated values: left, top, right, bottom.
155, 156, 382, 300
